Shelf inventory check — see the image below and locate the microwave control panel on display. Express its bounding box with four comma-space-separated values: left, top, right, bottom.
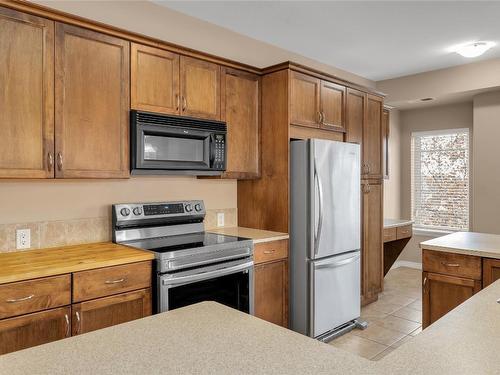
213, 134, 226, 170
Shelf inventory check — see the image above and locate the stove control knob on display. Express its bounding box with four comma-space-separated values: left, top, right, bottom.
185, 204, 193, 212
120, 208, 131, 217
194, 203, 202, 212
133, 207, 143, 216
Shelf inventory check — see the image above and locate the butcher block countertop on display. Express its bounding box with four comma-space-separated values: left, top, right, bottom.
0, 242, 154, 284
420, 231, 500, 259
209, 226, 289, 244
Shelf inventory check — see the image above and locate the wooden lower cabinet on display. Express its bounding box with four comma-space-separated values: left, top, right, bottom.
483, 258, 500, 287
422, 271, 481, 328
0, 307, 71, 355
254, 259, 288, 327
361, 180, 383, 305
72, 289, 151, 335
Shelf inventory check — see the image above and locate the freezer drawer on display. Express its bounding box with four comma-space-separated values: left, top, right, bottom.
310, 251, 361, 338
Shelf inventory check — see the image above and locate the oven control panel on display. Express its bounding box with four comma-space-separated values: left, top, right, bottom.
113, 200, 205, 222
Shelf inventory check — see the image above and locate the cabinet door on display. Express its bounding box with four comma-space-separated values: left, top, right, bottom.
290, 71, 320, 128
72, 289, 151, 335
422, 272, 481, 328
55, 23, 130, 178
0, 8, 54, 178
361, 181, 383, 303
0, 307, 70, 355
483, 258, 500, 287
320, 80, 345, 132
345, 88, 365, 172
254, 259, 288, 327
363, 94, 383, 178
180, 56, 220, 120
221, 67, 260, 179
131, 43, 180, 115
382, 108, 390, 179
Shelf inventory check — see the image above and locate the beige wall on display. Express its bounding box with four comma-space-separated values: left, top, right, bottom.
34, 0, 374, 88
383, 109, 401, 219
472, 91, 500, 233
397, 102, 473, 263
377, 58, 500, 106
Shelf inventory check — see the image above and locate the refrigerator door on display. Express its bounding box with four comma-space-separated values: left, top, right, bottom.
310, 139, 360, 259
310, 251, 361, 338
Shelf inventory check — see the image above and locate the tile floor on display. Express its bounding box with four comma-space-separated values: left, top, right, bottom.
329, 267, 422, 361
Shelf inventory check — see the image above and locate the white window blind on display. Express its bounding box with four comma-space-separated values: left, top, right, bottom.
411, 128, 470, 231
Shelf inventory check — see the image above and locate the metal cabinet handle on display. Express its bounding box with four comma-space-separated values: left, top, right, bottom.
263, 250, 275, 254
75, 311, 81, 335
6, 294, 34, 303
182, 96, 187, 111
441, 262, 460, 267
321, 111, 325, 124
317, 111, 322, 124
64, 313, 70, 337
367, 164, 371, 174
56, 152, 63, 171
104, 278, 125, 284
175, 94, 180, 111
363, 183, 371, 194
47, 152, 54, 172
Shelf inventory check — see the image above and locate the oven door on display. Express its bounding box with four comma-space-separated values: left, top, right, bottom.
134, 123, 214, 171
159, 258, 254, 315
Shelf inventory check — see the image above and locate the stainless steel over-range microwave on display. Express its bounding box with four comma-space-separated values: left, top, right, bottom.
130, 110, 227, 176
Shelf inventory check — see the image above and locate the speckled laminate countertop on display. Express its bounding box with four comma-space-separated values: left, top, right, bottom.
2, 278, 500, 374
383, 218, 413, 229
420, 231, 500, 259
209, 226, 289, 244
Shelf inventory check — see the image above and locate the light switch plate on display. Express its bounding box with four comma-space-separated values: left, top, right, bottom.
16, 228, 31, 250
217, 212, 225, 227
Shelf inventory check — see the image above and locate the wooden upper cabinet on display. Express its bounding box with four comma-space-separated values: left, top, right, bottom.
363, 94, 383, 179
290, 71, 321, 128
180, 56, 220, 120
221, 67, 260, 179
131, 43, 180, 115
72, 289, 151, 335
55, 23, 130, 178
0, 8, 54, 178
361, 181, 383, 303
319, 80, 345, 131
345, 88, 365, 171
0, 307, 71, 355
382, 108, 390, 179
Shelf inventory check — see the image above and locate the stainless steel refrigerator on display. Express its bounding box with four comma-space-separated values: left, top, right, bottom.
290, 139, 361, 341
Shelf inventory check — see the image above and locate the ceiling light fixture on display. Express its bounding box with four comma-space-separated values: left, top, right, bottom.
454, 41, 495, 58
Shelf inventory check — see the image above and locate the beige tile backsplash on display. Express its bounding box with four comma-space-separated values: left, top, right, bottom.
0, 208, 237, 253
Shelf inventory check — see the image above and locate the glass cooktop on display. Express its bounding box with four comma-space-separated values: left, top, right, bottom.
126, 232, 250, 254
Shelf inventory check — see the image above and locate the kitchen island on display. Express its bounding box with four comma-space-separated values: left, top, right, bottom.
2, 277, 500, 374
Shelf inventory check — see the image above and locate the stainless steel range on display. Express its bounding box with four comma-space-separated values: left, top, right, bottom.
112, 200, 254, 314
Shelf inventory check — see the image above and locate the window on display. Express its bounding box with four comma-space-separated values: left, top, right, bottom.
411, 128, 470, 232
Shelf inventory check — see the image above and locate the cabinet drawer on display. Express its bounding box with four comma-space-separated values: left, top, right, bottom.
73, 261, 152, 302
396, 225, 412, 239
383, 228, 397, 243
0, 275, 71, 319
423, 250, 481, 280
254, 240, 288, 265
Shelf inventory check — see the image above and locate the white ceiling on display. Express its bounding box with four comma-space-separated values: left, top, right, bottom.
156, 1, 500, 81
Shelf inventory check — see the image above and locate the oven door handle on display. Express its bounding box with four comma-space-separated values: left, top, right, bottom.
162, 260, 254, 286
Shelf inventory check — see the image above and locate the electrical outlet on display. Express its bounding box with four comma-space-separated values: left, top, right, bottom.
16, 228, 31, 250
217, 212, 225, 227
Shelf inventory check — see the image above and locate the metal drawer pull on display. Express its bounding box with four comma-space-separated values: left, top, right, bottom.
104, 278, 125, 284
441, 262, 460, 267
6, 294, 34, 303
423, 277, 427, 286
263, 250, 275, 254
75, 311, 81, 335
64, 313, 70, 337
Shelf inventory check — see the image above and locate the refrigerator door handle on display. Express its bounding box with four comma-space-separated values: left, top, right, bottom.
314, 158, 324, 256
315, 253, 360, 270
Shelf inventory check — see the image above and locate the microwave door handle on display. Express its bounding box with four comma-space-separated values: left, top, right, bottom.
209, 134, 216, 167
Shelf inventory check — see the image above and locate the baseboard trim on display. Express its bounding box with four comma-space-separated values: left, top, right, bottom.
391, 260, 422, 270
